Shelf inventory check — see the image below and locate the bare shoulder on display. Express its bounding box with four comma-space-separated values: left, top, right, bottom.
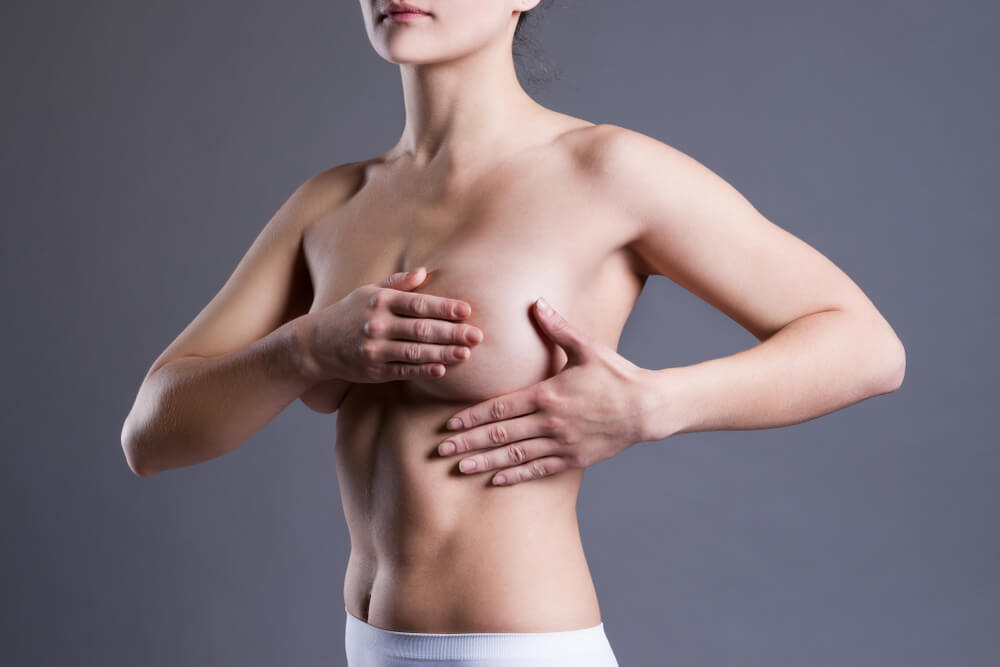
571, 122, 701, 188
555, 123, 695, 269
572, 121, 762, 242
556, 122, 689, 209
286, 159, 372, 225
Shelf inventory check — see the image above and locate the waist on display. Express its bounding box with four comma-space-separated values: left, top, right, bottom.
344, 510, 602, 632
344, 605, 619, 665
333, 385, 587, 561
335, 385, 601, 632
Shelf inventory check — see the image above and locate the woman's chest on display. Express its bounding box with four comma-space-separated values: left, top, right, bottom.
303, 162, 646, 403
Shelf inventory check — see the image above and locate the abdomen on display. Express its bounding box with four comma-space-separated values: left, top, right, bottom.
332, 261, 601, 631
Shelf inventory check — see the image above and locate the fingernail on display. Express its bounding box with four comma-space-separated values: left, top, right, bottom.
493, 475, 506, 485
439, 441, 456, 455
536, 297, 550, 314
459, 459, 476, 472
456, 303, 471, 317
466, 329, 482, 344
446, 417, 462, 430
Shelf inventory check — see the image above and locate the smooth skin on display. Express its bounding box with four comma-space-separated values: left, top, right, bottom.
435, 126, 908, 486
122, 0, 905, 634
121, 213, 485, 475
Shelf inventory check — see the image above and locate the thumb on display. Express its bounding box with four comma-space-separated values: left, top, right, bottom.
380, 266, 427, 290
533, 297, 590, 362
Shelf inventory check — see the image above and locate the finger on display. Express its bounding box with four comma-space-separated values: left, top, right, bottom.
444, 386, 537, 431
384, 362, 446, 379
378, 266, 426, 289
440, 413, 550, 456
454, 436, 556, 473
387, 290, 472, 320
533, 297, 591, 363
379, 316, 482, 346
491, 455, 571, 486
369, 339, 472, 365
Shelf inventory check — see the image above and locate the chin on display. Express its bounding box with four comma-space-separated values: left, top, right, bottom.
376, 47, 457, 66
370, 26, 492, 66
369, 33, 431, 62
379, 50, 435, 65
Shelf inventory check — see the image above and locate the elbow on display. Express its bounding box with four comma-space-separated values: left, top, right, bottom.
873, 333, 906, 395
122, 441, 153, 478
299, 379, 351, 415
299, 394, 339, 414
128, 458, 155, 478
120, 418, 158, 478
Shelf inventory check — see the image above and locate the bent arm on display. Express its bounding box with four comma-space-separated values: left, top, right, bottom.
590, 124, 905, 443
637, 309, 905, 442
121, 316, 324, 476
299, 375, 352, 415
120, 164, 364, 476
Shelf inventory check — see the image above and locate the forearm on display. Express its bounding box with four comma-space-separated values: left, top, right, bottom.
121, 316, 320, 476
640, 309, 906, 441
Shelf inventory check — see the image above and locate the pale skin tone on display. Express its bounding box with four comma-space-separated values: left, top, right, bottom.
122, 0, 905, 633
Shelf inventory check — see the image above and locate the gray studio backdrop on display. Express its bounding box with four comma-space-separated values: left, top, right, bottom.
2, 1, 996, 665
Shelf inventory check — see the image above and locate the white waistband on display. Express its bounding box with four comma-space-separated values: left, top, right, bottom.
345, 605, 612, 661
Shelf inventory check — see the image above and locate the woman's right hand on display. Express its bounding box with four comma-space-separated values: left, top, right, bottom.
299, 266, 483, 384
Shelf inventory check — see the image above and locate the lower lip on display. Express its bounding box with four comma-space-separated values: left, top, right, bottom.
384, 11, 429, 22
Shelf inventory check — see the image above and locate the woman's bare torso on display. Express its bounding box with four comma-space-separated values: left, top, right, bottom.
303, 118, 649, 632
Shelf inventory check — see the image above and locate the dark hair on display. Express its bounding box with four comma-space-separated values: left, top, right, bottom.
512, 1, 558, 93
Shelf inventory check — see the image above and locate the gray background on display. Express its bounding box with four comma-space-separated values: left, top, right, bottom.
2, 1, 996, 665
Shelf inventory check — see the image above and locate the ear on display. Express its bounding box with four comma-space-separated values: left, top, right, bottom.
513, 0, 542, 13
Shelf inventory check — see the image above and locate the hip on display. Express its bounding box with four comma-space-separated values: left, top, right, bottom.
345, 604, 619, 667
344, 535, 602, 633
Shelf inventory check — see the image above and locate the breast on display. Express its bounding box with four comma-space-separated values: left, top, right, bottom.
398, 260, 571, 403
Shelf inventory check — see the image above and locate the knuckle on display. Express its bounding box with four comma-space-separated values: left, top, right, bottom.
369, 290, 387, 310
364, 317, 385, 337
413, 319, 433, 341
404, 342, 421, 361
535, 386, 559, 409
529, 461, 548, 478
489, 400, 507, 420
507, 444, 527, 464
487, 424, 508, 444
360, 341, 379, 361
541, 414, 564, 434
411, 294, 428, 315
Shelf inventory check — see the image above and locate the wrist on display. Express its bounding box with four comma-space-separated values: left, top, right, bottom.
635, 366, 686, 443
288, 312, 327, 386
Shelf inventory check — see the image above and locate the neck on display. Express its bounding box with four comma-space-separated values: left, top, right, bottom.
389, 30, 544, 171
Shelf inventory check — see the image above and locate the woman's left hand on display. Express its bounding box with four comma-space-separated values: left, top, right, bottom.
437, 297, 655, 486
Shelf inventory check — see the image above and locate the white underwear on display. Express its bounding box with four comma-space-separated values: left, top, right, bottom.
345, 605, 620, 667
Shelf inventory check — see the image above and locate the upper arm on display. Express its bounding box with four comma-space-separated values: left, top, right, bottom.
597, 124, 890, 342
144, 163, 360, 379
